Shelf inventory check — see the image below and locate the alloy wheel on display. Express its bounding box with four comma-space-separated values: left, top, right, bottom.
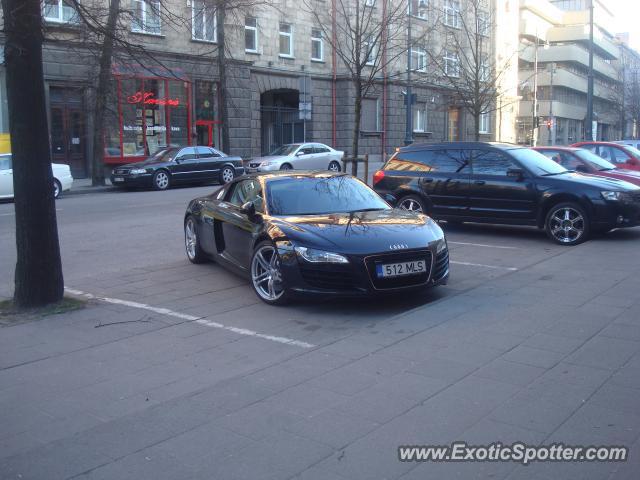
155, 171, 169, 190
221, 167, 234, 184
549, 207, 585, 244
328, 161, 341, 172
399, 198, 423, 213
53, 180, 61, 199
251, 245, 284, 302
185, 218, 197, 261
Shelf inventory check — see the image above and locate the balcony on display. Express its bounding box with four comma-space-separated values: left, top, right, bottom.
547, 25, 619, 60
520, 44, 618, 81
519, 67, 618, 101
520, 100, 586, 120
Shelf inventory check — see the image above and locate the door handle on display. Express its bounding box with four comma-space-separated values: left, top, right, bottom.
422, 178, 433, 183
474, 180, 486, 185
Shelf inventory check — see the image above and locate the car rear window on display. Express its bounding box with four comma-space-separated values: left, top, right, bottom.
385, 149, 469, 173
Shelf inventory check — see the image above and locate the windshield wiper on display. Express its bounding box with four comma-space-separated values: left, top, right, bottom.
542, 170, 572, 176
348, 208, 386, 213
599, 167, 615, 171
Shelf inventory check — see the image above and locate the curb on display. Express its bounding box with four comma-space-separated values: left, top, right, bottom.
63, 186, 118, 196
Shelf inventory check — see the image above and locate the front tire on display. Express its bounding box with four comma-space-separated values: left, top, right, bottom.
184, 216, 208, 264
220, 166, 235, 184
398, 194, 427, 214
153, 170, 171, 191
545, 202, 590, 246
280, 163, 293, 171
250, 241, 289, 305
328, 161, 341, 172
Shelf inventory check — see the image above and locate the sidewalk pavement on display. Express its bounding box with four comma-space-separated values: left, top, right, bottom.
65, 178, 117, 196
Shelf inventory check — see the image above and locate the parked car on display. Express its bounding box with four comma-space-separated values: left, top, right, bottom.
534, 146, 640, 187
373, 142, 640, 246
245, 143, 344, 173
570, 141, 640, 171
0, 153, 73, 200
110, 146, 244, 191
184, 171, 449, 305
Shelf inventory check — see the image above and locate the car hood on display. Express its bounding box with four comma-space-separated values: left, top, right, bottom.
271, 209, 445, 255
120, 159, 169, 169
594, 169, 640, 186
550, 172, 640, 191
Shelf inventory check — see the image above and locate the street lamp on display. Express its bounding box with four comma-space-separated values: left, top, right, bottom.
531, 32, 549, 147
585, 0, 595, 140
404, 6, 414, 146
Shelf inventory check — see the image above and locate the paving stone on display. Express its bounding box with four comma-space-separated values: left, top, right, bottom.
473, 358, 546, 386
588, 382, 640, 415
502, 346, 566, 369
521, 333, 584, 354
564, 336, 640, 370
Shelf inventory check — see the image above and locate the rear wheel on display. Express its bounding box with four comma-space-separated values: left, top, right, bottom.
280, 163, 293, 171
328, 161, 341, 172
53, 179, 62, 199
545, 202, 590, 246
398, 194, 427, 214
250, 241, 289, 305
184, 216, 208, 264
153, 170, 170, 191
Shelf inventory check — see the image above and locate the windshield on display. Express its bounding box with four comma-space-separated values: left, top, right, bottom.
510, 148, 568, 176
268, 144, 300, 156
267, 176, 391, 216
623, 145, 640, 159
147, 148, 179, 163
573, 149, 616, 171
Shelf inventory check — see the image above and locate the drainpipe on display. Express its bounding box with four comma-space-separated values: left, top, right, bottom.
331, 0, 337, 148
381, 0, 388, 161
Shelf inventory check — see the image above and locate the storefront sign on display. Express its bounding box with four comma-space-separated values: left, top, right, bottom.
127, 91, 180, 107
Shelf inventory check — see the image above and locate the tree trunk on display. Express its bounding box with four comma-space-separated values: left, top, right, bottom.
351, 80, 362, 176
216, 3, 231, 153
474, 111, 481, 141
3, 0, 64, 307
91, 0, 120, 186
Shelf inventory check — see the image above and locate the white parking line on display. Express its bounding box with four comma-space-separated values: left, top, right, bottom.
64, 287, 316, 349
0, 209, 63, 217
448, 241, 518, 250
450, 261, 518, 271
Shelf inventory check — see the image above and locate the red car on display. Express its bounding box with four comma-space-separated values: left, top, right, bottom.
570, 141, 640, 171
534, 146, 640, 186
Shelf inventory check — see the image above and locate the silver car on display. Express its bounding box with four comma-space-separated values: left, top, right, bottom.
246, 143, 344, 173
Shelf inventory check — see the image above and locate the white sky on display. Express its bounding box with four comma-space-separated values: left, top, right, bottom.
608, 0, 640, 50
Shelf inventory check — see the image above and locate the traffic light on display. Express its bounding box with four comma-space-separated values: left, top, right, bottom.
545, 118, 554, 129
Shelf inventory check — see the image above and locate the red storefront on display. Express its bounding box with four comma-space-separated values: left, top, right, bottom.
104, 65, 221, 165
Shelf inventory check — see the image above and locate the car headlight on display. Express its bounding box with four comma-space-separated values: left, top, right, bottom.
294, 246, 349, 264
601, 191, 624, 201
260, 161, 275, 167
130, 168, 147, 175
435, 237, 448, 254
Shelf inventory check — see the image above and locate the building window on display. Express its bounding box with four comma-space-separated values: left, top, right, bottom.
410, 0, 428, 19
43, 0, 78, 23
364, 0, 376, 6
410, 48, 427, 72
245, 17, 258, 52
414, 103, 427, 132
363, 35, 377, 66
479, 112, 490, 133
192, 0, 216, 43
279, 23, 294, 57
311, 28, 323, 62
477, 10, 490, 36
444, 50, 460, 77
361, 98, 380, 132
131, 0, 161, 35
480, 58, 490, 82
444, 0, 460, 28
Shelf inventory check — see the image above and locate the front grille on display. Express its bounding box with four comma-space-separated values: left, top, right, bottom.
249, 163, 261, 168
433, 250, 449, 281
299, 265, 358, 291
365, 249, 433, 290
114, 168, 130, 175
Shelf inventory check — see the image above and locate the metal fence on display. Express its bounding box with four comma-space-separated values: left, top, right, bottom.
260, 106, 304, 155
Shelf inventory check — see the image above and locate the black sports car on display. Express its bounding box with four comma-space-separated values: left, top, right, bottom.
184, 171, 449, 305
111, 146, 244, 191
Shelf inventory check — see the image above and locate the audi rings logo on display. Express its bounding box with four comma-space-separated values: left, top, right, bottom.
389, 243, 409, 250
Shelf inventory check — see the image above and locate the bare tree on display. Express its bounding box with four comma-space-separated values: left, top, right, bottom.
425, 0, 515, 140
305, 0, 425, 174
2, 0, 64, 307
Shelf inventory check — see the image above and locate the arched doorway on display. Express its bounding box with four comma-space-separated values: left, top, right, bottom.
260, 89, 304, 155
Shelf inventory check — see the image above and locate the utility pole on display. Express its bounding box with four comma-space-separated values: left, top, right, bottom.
404, 5, 413, 146
586, 0, 595, 140
548, 63, 555, 145
532, 35, 539, 146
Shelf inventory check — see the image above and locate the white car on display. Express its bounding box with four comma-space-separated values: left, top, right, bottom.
0, 153, 73, 199
246, 143, 344, 173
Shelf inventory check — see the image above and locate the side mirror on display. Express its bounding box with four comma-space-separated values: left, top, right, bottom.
240, 201, 256, 216
506, 168, 525, 180
295, 151, 304, 157
383, 193, 397, 206
174, 157, 182, 164
575, 164, 589, 173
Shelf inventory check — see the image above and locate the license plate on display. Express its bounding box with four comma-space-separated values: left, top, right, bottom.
113, 177, 124, 182
376, 260, 426, 278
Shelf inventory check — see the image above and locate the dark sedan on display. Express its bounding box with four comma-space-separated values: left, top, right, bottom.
111, 146, 244, 191
534, 146, 640, 187
184, 172, 449, 305
373, 142, 640, 245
